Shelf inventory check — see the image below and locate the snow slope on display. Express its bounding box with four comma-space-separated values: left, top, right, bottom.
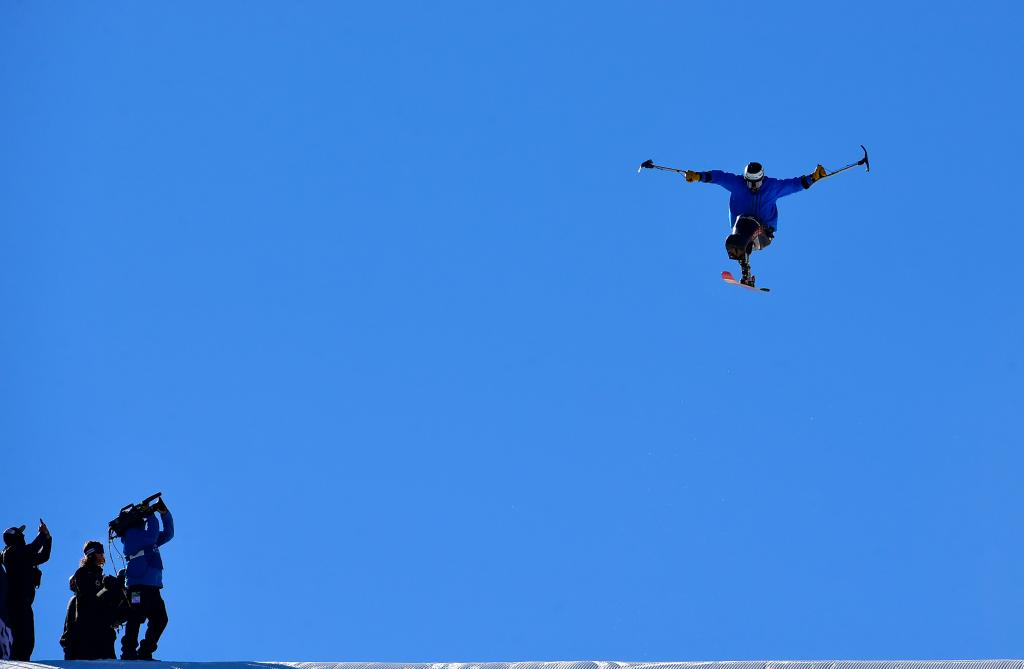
4, 661, 1023, 669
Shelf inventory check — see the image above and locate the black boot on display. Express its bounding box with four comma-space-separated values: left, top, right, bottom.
740, 259, 755, 287
138, 638, 159, 660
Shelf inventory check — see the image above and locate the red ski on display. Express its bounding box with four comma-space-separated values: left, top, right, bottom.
722, 271, 770, 292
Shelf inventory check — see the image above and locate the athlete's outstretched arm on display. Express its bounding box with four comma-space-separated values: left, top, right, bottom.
775, 164, 828, 197
683, 169, 746, 194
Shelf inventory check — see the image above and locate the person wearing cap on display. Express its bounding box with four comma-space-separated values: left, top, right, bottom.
120, 498, 173, 661
683, 161, 828, 287
1, 520, 51, 660
61, 541, 125, 660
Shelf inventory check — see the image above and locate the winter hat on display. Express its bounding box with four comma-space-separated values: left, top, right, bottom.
3, 525, 26, 546
83, 540, 105, 556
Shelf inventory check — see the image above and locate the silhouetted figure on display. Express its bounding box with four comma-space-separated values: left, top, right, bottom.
2, 520, 51, 660
0, 554, 11, 659
61, 541, 128, 659
120, 499, 173, 660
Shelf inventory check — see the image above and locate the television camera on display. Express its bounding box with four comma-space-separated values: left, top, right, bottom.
108, 492, 165, 539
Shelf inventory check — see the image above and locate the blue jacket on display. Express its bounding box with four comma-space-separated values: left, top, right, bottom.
699, 170, 812, 230
121, 511, 173, 588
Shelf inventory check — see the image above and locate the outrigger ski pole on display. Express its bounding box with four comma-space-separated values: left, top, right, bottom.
637, 159, 685, 175
821, 144, 870, 179
637, 145, 870, 179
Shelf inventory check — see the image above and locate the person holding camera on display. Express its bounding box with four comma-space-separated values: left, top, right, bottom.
61, 541, 127, 660
2, 520, 51, 660
120, 498, 173, 661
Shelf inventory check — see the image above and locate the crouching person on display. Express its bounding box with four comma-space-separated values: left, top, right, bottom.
61, 542, 128, 660
120, 498, 173, 661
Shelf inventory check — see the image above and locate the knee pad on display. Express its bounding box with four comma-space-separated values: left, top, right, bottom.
725, 234, 748, 260
727, 216, 761, 260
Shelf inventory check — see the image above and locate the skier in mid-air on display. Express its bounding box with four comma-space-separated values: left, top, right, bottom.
682, 161, 827, 287
639, 147, 868, 290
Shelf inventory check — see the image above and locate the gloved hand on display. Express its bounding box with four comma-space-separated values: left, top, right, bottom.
39, 519, 50, 537
684, 170, 702, 183
808, 164, 827, 183
154, 499, 169, 514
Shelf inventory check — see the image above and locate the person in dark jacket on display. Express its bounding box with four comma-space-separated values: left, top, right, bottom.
120, 499, 173, 660
59, 580, 76, 659
2, 520, 51, 660
0, 555, 11, 660
61, 541, 125, 660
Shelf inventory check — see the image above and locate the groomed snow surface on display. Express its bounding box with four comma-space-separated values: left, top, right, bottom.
3, 661, 1023, 669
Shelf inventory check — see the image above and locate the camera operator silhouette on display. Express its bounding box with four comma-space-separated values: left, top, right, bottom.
117, 496, 173, 661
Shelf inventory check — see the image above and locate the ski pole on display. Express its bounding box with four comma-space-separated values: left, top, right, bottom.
822, 145, 870, 179
637, 159, 686, 175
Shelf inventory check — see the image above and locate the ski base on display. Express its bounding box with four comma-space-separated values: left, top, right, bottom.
722, 271, 770, 292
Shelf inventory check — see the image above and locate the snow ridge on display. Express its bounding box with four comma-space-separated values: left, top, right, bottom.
5, 660, 1024, 669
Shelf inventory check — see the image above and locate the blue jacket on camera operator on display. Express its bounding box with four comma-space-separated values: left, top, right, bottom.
121, 508, 173, 588
119, 499, 173, 660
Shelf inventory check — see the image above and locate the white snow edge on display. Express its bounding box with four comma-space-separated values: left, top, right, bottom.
3, 660, 1024, 669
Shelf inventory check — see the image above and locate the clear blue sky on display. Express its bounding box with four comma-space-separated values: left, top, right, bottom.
2, 1, 1022, 662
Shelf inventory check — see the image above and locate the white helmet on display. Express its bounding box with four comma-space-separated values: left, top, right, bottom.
743, 161, 764, 190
